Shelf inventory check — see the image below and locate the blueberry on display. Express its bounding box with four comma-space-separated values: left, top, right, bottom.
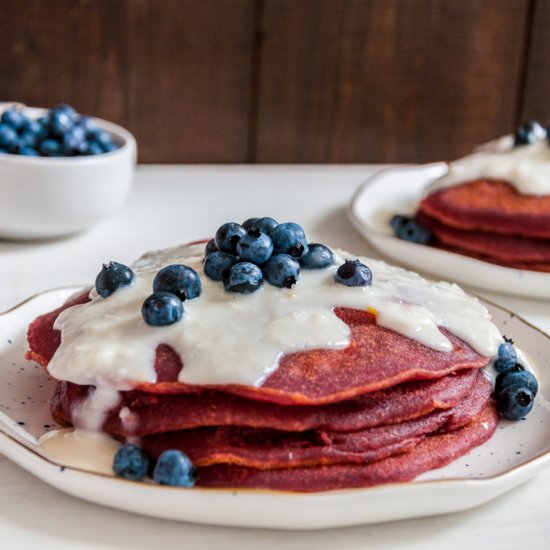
142, 292, 184, 326
0, 148, 6, 154
495, 365, 538, 397
26, 119, 48, 138
153, 450, 196, 487
250, 217, 279, 235
39, 138, 62, 157
77, 115, 97, 133
390, 214, 408, 232
88, 128, 112, 147
204, 239, 218, 257
270, 222, 308, 258
102, 141, 119, 153
19, 146, 39, 156
1, 109, 28, 130
514, 121, 546, 146
83, 141, 104, 155
0, 124, 19, 152
95, 261, 135, 298
224, 262, 263, 293
236, 229, 273, 264
394, 218, 431, 244
336, 260, 373, 287
299, 243, 333, 269
263, 254, 300, 288
494, 338, 517, 373
49, 110, 74, 137
19, 130, 38, 149
242, 217, 260, 231
153, 264, 202, 301
62, 125, 87, 155
204, 251, 238, 281
113, 444, 149, 481
53, 103, 77, 119
497, 384, 534, 419
215, 222, 246, 254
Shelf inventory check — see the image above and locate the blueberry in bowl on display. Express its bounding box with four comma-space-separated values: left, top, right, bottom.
0, 102, 136, 239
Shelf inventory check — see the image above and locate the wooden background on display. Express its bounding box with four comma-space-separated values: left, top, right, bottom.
1, 0, 548, 164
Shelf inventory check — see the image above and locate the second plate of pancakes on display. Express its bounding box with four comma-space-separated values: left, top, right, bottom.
349, 163, 550, 299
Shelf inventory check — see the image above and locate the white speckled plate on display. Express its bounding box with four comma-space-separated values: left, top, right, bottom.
0, 288, 549, 530
348, 164, 550, 299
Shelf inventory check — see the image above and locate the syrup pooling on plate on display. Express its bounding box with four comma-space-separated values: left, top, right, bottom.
427, 134, 550, 197
48, 242, 502, 405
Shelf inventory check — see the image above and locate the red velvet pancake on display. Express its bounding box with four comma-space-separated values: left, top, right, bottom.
139, 375, 492, 469
195, 401, 499, 492
51, 369, 481, 436
27, 294, 490, 405
419, 179, 550, 239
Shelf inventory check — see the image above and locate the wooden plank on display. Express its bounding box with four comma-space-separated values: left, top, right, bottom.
520, 0, 550, 124
255, 0, 530, 163
0, 0, 255, 163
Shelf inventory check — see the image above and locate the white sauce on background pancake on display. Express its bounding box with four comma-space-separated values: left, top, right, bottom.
427, 134, 550, 196
47, 242, 502, 432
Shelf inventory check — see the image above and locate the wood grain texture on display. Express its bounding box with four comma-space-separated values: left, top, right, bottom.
254, 0, 531, 163
520, 0, 550, 124
0, 0, 255, 163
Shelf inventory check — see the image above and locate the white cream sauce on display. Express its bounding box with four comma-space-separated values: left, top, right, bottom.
48, 242, 502, 410
427, 134, 550, 196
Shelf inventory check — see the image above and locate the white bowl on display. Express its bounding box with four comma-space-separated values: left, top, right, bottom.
0, 105, 137, 240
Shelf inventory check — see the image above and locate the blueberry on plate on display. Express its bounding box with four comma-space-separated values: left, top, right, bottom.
494, 338, 517, 373
204, 238, 218, 257
19, 146, 39, 156
95, 261, 135, 298
215, 222, 247, 254
0, 124, 19, 153
113, 444, 149, 481
153, 264, 202, 301
264, 254, 300, 288
393, 217, 431, 244
336, 260, 372, 287
39, 138, 62, 157
236, 228, 273, 264
495, 365, 538, 397
224, 262, 263, 293
497, 384, 534, 420
204, 251, 238, 281
142, 292, 184, 326
514, 121, 546, 146
270, 222, 308, 258
153, 450, 196, 487
242, 217, 260, 231
49, 109, 74, 137
62, 125, 87, 155
299, 243, 333, 269
251, 217, 279, 235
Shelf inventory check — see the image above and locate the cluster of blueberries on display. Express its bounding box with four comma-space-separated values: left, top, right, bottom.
205, 217, 373, 292
514, 121, 548, 147
95, 261, 201, 327
494, 338, 538, 420
0, 104, 119, 157
390, 215, 431, 245
113, 444, 195, 487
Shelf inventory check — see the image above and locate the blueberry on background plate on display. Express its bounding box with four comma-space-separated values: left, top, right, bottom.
494, 338, 517, 373
224, 262, 263, 293
393, 217, 431, 244
1, 108, 29, 130
153, 450, 196, 487
142, 291, 184, 326
514, 121, 546, 147
497, 384, 534, 420
495, 366, 538, 397
236, 229, 273, 264
264, 254, 300, 288
153, 264, 202, 301
204, 251, 238, 281
335, 260, 372, 287
270, 222, 308, 258
204, 239, 218, 257
299, 243, 333, 269
95, 261, 135, 298
215, 222, 246, 254
113, 444, 149, 481
39, 138, 62, 157
0, 124, 19, 152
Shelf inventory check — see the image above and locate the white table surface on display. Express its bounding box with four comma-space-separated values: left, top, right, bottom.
0, 165, 548, 549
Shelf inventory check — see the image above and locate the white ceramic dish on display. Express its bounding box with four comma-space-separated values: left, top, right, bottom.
0, 287, 549, 530
348, 163, 550, 299
0, 104, 137, 240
